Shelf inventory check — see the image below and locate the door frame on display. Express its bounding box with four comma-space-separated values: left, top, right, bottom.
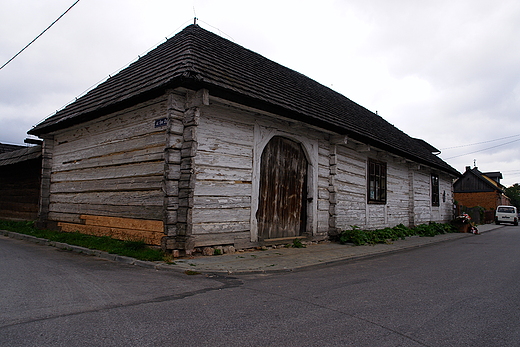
257, 136, 308, 240
250, 122, 318, 242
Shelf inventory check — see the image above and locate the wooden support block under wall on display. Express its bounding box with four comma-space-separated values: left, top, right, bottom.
58, 221, 163, 245
191, 231, 251, 248
80, 215, 163, 232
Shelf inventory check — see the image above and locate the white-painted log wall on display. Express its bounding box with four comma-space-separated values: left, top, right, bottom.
39, 88, 456, 249
191, 104, 254, 237
47, 97, 168, 222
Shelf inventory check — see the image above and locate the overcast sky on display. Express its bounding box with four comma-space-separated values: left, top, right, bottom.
1, 0, 520, 186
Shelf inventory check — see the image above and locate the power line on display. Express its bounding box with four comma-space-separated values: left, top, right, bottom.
443, 137, 520, 160
0, 0, 80, 70
440, 133, 520, 150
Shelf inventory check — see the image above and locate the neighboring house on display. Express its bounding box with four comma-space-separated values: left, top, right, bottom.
0, 142, 24, 154
454, 166, 510, 210
28, 25, 459, 253
0, 146, 42, 220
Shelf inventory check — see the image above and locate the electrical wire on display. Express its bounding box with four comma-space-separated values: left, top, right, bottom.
443, 137, 520, 160
0, 0, 80, 70
440, 133, 520, 150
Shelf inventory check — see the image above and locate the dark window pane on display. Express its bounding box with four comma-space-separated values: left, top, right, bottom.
367, 159, 386, 204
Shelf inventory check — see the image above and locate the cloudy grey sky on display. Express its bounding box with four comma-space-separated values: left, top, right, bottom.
1, 0, 520, 185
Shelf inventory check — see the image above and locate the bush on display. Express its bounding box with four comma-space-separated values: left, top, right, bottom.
339, 225, 368, 245
339, 222, 457, 246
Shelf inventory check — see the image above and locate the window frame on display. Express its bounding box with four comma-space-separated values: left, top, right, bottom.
367, 159, 387, 204
431, 173, 440, 206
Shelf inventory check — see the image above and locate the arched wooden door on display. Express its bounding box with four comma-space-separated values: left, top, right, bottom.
257, 136, 308, 240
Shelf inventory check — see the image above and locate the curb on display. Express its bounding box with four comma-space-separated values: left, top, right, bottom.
196, 234, 474, 275
167, 224, 504, 275
1, 224, 504, 275
0, 229, 170, 272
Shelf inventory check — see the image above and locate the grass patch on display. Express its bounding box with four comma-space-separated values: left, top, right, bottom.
184, 270, 201, 275
339, 222, 458, 246
291, 238, 306, 248
0, 219, 165, 261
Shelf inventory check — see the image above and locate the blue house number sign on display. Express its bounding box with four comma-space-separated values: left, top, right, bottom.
154, 117, 168, 128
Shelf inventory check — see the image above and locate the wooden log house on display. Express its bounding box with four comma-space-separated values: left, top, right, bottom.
454, 166, 510, 210
0, 146, 42, 220
28, 25, 460, 253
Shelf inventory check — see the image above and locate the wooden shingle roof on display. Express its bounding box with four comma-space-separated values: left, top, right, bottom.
0, 143, 24, 154
0, 145, 41, 166
29, 24, 459, 176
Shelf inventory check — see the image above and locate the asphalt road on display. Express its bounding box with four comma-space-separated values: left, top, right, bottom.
2, 226, 520, 346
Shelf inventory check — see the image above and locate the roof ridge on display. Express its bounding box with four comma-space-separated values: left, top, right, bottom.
28, 24, 459, 176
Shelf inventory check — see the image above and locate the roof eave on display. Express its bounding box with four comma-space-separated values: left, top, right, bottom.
27, 75, 460, 177
28, 82, 178, 136
196, 81, 461, 177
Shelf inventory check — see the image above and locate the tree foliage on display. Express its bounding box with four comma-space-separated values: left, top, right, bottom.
505, 184, 520, 209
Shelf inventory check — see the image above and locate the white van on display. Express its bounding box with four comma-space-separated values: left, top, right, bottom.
495, 205, 518, 226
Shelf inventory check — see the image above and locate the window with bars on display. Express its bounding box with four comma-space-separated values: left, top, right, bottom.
367, 159, 386, 204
